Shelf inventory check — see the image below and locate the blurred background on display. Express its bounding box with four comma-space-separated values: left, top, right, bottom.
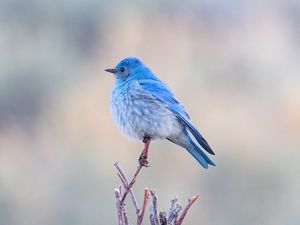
1, 0, 300, 224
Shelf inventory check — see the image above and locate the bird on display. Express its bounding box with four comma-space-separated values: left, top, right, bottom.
105, 57, 215, 169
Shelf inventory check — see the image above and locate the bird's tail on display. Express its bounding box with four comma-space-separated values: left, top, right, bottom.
186, 139, 216, 169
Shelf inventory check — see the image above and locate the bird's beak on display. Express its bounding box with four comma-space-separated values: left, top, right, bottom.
105, 68, 116, 74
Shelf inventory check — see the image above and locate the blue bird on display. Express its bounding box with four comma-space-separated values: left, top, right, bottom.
105, 57, 215, 169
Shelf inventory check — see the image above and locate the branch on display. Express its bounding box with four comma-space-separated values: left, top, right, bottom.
114, 162, 140, 214
115, 188, 124, 225
176, 195, 199, 225
168, 197, 182, 224
137, 188, 150, 225
120, 164, 143, 205
113, 160, 200, 225
119, 186, 129, 225
159, 211, 167, 225
149, 190, 159, 225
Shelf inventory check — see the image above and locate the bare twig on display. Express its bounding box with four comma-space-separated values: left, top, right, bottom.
120, 164, 143, 205
137, 188, 150, 225
114, 162, 140, 214
123, 206, 129, 225
119, 186, 129, 225
168, 197, 182, 224
149, 191, 159, 225
115, 188, 124, 225
114, 160, 145, 225
176, 195, 199, 225
159, 211, 167, 225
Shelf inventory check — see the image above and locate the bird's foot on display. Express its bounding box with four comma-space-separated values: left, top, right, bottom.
139, 135, 151, 167
139, 153, 149, 167
143, 136, 151, 144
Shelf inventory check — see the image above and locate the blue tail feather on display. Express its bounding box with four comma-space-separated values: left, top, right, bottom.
187, 140, 216, 169
176, 115, 215, 155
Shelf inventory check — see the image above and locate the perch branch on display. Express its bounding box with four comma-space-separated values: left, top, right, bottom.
114, 162, 140, 214
120, 164, 143, 205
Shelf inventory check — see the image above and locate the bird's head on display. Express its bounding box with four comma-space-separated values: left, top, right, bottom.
105, 57, 150, 82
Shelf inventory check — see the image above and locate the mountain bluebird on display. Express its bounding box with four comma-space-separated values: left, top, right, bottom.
105, 57, 215, 169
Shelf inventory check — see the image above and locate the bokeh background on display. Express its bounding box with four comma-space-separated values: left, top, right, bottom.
1, 0, 300, 224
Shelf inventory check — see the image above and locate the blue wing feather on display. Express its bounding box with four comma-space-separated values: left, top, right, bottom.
139, 79, 215, 155
139, 79, 190, 119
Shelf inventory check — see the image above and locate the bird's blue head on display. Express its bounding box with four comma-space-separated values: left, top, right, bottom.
105, 57, 154, 83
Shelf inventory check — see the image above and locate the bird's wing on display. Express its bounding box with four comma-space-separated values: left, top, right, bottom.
139, 79, 215, 155
139, 79, 190, 119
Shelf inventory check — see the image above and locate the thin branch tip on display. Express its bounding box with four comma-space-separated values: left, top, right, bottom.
176, 193, 200, 225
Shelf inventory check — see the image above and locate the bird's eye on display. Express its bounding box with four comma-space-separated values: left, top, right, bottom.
120, 67, 125, 73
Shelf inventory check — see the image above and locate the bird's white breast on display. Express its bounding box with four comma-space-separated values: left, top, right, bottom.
110, 81, 181, 141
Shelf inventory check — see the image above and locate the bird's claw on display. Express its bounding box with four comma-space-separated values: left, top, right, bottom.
139, 155, 149, 167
